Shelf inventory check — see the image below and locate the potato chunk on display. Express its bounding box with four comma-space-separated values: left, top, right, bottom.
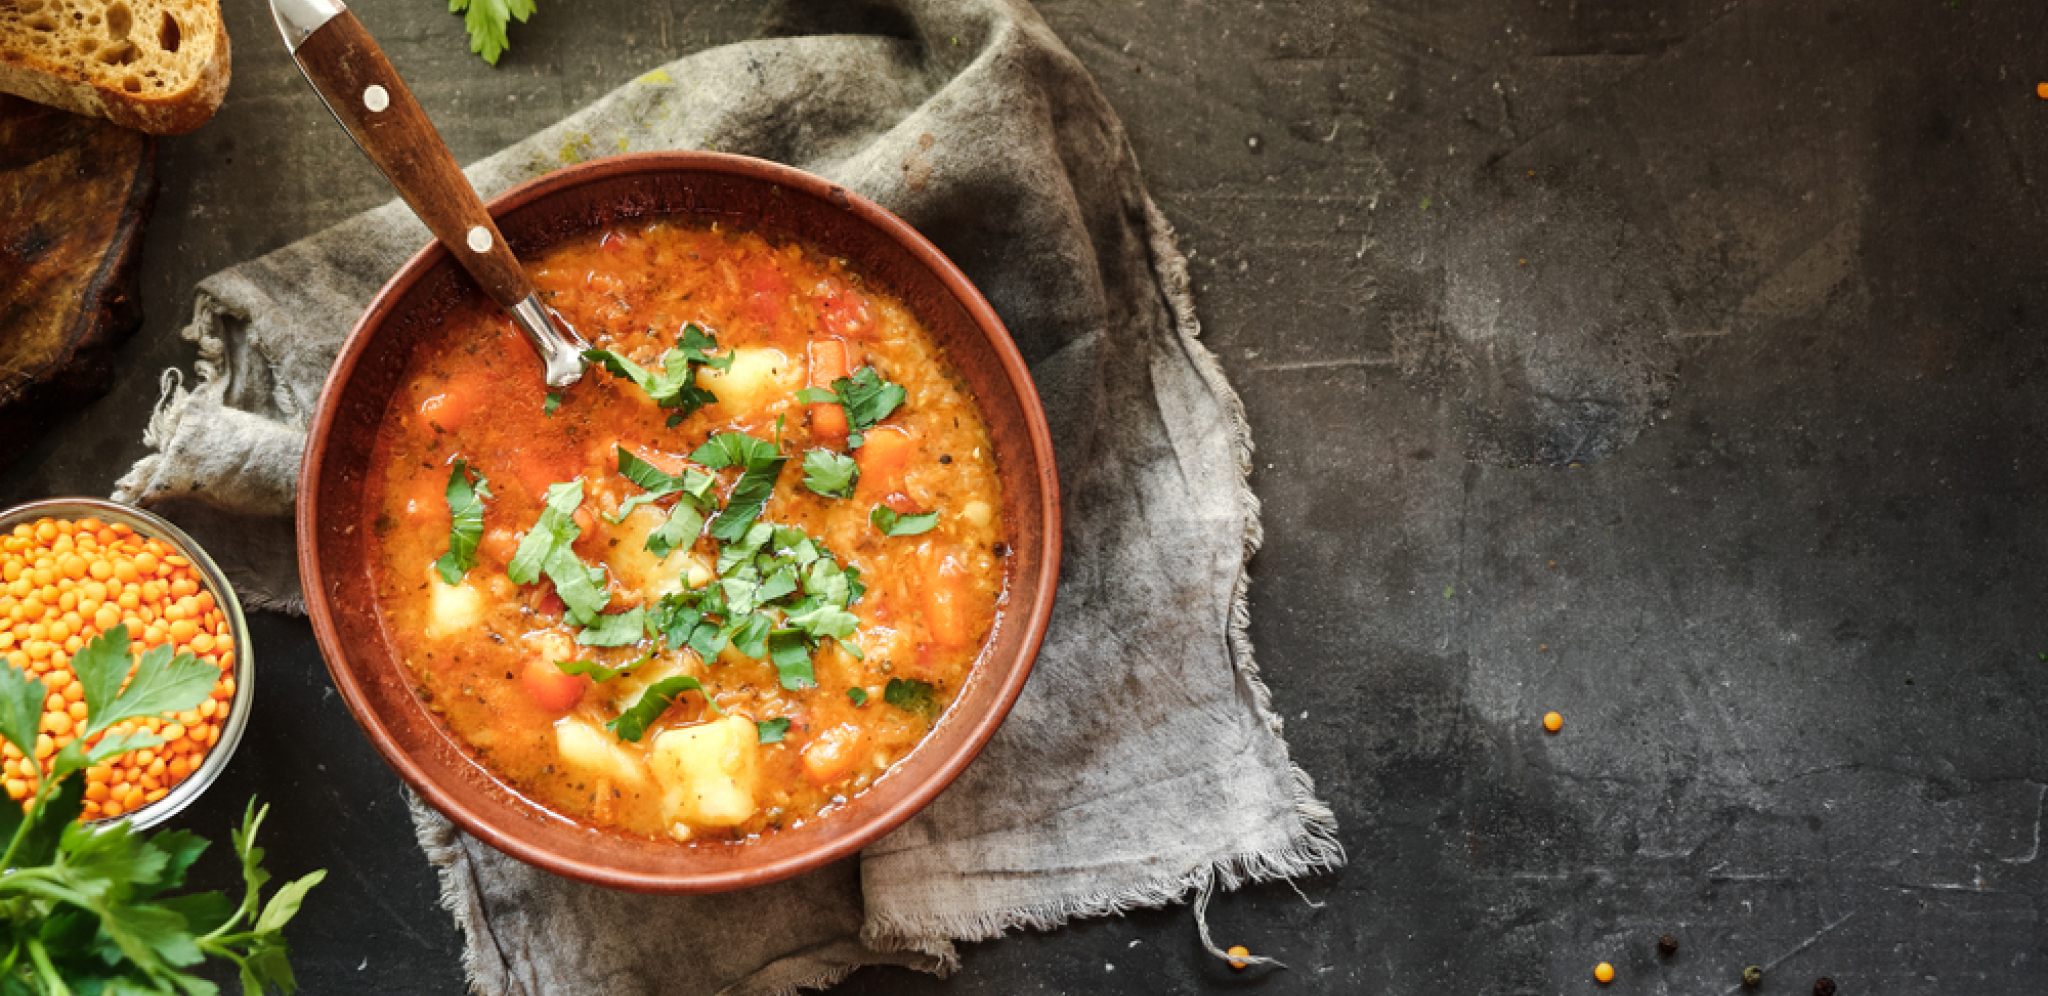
699, 346, 800, 420
648, 715, 761, 829
553, 718, 652, 791
425, 572, 485, 638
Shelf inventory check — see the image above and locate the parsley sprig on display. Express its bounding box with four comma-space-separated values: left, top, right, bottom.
449, 0, 537, 66
690, 432, 788, 542
506, 480, 611, 626
797, 367, 906, 448
647, 523, 866, 696
0, 626, 322, 994
583, 324, 735, 427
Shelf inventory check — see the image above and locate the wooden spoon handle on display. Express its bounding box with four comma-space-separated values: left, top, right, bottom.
291, 10, 530, 309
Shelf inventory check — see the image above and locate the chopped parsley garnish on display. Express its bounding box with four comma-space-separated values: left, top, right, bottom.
646, 521, 866, 691
552, 652, 651, 683
870, 505, 939, 537
796, 367, 906, 447
575, 607, 647, 647
607, 675, 721, 742
542, 391, 562, 417
847, 687, 869, 706
689, 432, 787, 542
433, 458, 491, 584
583, 323, 735, 427
800, 449, 859, 498
506, 479, 610, 625
755, 717, 791, 743
609, 447, 716, 557
884, 677, 940, 719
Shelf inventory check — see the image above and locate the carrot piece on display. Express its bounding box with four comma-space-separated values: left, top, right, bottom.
920, 550, 974, 649
806, 338, 852, 447
854, 425, 918, 502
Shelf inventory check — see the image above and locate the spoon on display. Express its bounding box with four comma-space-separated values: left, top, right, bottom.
268, 0, 588, 388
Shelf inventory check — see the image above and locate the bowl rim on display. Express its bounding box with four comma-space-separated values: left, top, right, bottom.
0, 497, 254, 831
297, 150, 1061, 892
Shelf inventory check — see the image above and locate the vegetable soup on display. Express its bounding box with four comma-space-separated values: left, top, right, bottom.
364, 219, 1006, 842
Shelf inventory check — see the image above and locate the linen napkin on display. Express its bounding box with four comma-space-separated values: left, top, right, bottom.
114, 0, 1343, 991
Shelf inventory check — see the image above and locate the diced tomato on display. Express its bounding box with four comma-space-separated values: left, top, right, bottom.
816, 282, 874, 341
743, 262, 793, 333
532, 587, 566, 619
520, 660, 588, 713
882, 492, 924, 515
806, 338, 852, 447
599, 229, 627, 253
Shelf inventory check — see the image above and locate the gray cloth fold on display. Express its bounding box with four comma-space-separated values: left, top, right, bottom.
116, 0, 1342, 990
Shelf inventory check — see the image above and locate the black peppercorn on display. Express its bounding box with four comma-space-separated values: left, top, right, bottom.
1814, 979, 1836, 996
1743, 966, 1764, 988
1657, 935, 1678, 957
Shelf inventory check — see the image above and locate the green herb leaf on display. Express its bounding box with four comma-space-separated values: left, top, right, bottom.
755, 717, 791, 743
690, 432, 788, 542
552, 652, 651, 683
607, 676, 719, 742
74, 628, 218, 739
433, 459, 492, 584
583, 324, 730, 421
0, 659, 44, 765
729, 612, 773, 658
847, 687, 868, 706
801, 449, 859, 498
807, 368, 906, 447
870, 505, 940, 537
255, 869, 328, 934
884, 677, 940, 719
507, 479, 584, 585
768, 629, 815, 689
449, 0, 538, 66
575, 607, 647, 647
543, 391, 562, 417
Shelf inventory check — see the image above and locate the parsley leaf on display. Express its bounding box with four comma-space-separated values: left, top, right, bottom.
73, 626, 219, 739
609, 448, 715, 558
575, 608, 647, 647
433, 459, 491, 584
583, 324, 733, 425
870, 505, 940, 537
507, 480, 612, 625
801, 449, 859, 498
847, 687, 868, 706
553, 652, 651, 683
755, 717, 791, 743
798, 367, 906, 447
767, 629, 815, 690
607, 676, 720, 742
542, 391, 562, 417
884, 677, 941, 719
690, 432, 788, 541
449, 0, 537, 66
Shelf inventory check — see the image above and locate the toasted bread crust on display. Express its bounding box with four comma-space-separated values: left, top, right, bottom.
0, 1, 229, 135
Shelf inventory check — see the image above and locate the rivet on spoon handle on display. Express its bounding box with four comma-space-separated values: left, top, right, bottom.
269, 0, 588, 387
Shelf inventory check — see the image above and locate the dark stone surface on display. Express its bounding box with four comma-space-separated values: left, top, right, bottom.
4, 0, 2046, 992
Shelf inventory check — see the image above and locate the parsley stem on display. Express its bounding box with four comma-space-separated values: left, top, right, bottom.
24, 938, 70, 996
0, 762, 50, 874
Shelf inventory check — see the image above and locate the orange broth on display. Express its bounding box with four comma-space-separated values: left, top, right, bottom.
364, 219, 1006, 842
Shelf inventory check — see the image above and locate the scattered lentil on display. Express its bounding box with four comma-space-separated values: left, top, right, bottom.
1226, 945, 1250, 971
1594, 962, 1615, 984
1743, 965, 1764, 988
1543, 711, 1563, 733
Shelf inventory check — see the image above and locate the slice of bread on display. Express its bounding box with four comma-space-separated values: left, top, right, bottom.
0, 0, 228, 135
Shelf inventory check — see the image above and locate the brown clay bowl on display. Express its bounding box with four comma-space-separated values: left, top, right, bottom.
297, 152, 1060, 893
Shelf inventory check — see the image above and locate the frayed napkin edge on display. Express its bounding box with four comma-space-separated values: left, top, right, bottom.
856, 196, 1346, 970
